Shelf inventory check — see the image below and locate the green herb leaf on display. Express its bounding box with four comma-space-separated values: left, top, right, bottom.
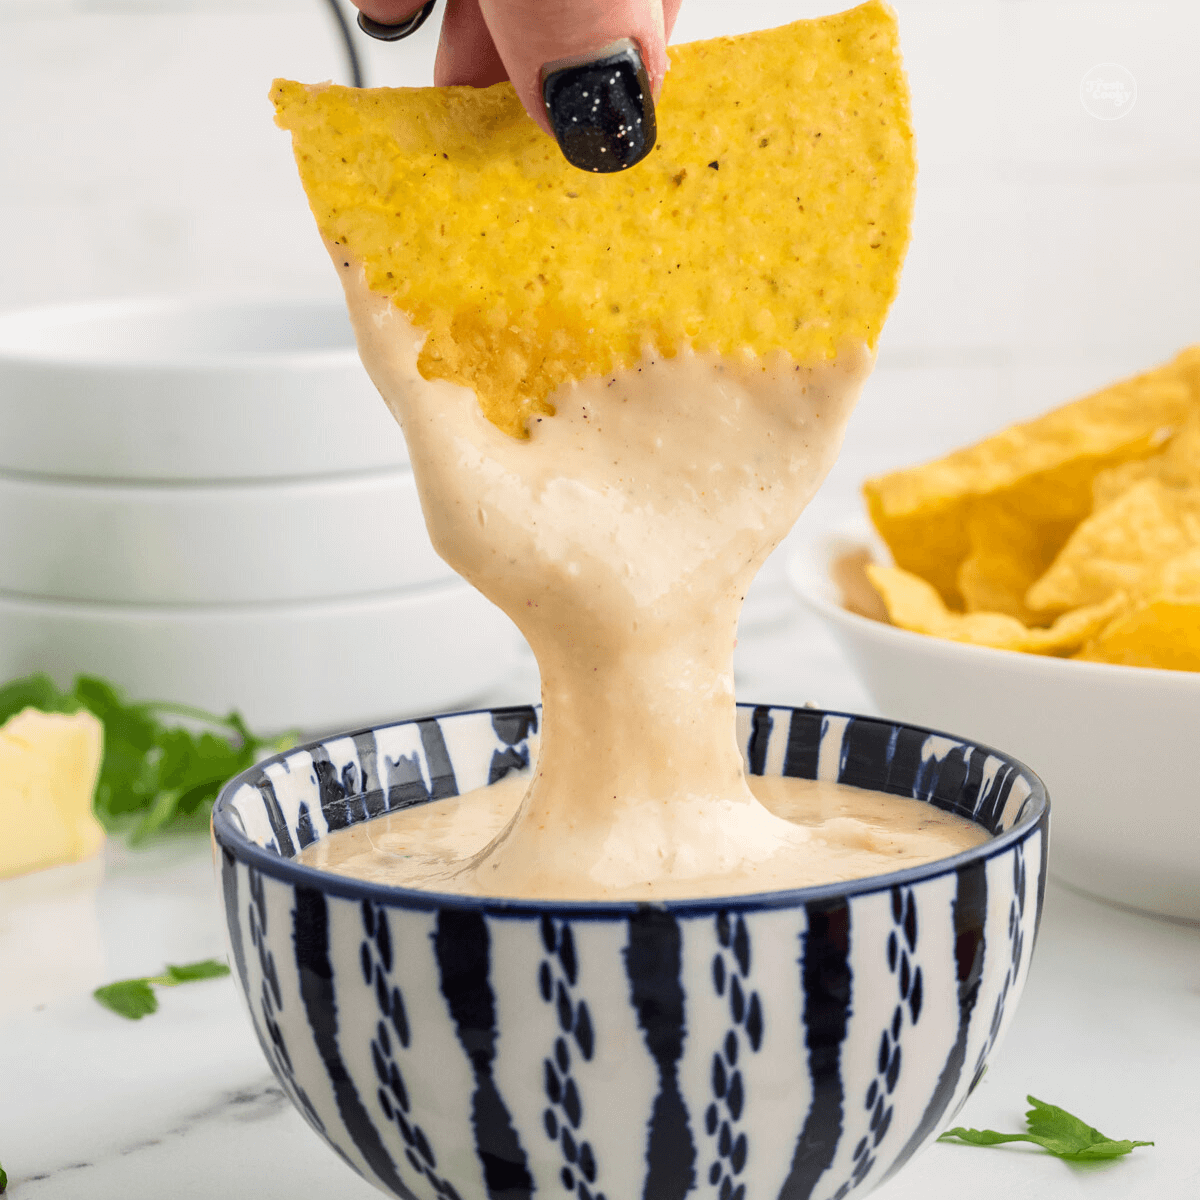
93, 957, 231, 1019
93, 979, 159, 1020
161, 959, 232, 985
939, 1096, 1154, 1160
77, 676, 163, 823
1, 1154, 8, 1192
0, 672, 81, 724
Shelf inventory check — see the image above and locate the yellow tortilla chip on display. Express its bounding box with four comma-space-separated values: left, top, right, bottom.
866, 561, 1126, 655
1026, 478, 1200, 613
1075, 599, 1200, 672
956, 500, 1070, 622
864, 346, 1200, 606
273, 1, 915, 437
1090, 458, 1158, 512
1092, 410, 1200, 508
1145, 546, 1200, 602
1075, 543, 1200, 670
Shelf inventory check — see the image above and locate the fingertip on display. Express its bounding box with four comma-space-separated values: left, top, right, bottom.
354, 0, 429, 24
434, 0, 508, 89
479, 0, 667, 166
662, 0, 684, 46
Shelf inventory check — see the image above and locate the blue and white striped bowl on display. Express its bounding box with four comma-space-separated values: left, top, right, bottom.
212, 703, 1047, 1200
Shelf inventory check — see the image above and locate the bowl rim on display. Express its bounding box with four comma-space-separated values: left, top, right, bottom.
0, 295, 361, 372
212, 701, 1049, 918
0, 573, 474, 619
787, 519, 1200, 690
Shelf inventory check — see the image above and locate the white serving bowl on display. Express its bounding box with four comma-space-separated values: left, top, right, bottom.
0, 468, 450, 604
0, 294, 524, 729
0, 297, 408, 480
0, 582, 523, 734
788, 525, 1200, 924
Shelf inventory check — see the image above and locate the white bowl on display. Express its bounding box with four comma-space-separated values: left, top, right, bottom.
0, 582, 523, 734
788, 524, 1200, 924
0, 297, 409, 480
0, 468, 452, 604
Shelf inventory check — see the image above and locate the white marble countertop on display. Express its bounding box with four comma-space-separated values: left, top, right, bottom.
2, 579, 1198, 1200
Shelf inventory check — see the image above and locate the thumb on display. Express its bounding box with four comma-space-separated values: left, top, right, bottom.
478, 0, 672, 172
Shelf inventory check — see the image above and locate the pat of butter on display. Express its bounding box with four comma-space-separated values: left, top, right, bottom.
0, 707, 105, 878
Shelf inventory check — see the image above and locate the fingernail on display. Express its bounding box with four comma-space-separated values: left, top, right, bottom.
356, 0, 436, 42
541, 38, 657, 173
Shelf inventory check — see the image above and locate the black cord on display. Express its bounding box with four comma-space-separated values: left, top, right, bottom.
322, 0, 365, 88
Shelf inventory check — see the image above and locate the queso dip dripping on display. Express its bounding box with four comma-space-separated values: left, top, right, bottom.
335, 264, 986, 901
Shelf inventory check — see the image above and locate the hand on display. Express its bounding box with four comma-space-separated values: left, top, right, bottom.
352, 0, 684, 170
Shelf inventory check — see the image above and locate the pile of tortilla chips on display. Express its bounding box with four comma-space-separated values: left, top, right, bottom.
862, 346, 1200, 671
273, 0, 914, 437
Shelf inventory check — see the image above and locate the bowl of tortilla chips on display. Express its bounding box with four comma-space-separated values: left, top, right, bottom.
789, 346, 1200, 924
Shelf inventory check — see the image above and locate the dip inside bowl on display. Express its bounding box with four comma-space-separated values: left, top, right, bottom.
213, 702, 1046, 1200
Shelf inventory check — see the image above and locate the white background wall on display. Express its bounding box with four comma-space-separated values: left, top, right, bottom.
2, 0, 1197, 514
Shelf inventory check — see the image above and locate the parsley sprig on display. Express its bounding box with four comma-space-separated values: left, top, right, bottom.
0, 1156, 7, 1192
93, 958, 232, 1020
0, 673, 294, 843
939, 1095, 1154, 1160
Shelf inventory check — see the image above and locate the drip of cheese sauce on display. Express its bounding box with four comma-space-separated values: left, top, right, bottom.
296, 770, 989, 895
337, 262, 987, 899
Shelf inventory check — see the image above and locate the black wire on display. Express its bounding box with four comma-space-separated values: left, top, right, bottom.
322, 0, 365, 88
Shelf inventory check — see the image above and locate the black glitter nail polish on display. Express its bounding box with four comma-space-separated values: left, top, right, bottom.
541, 39, 656, 173
356, 0, 436, 42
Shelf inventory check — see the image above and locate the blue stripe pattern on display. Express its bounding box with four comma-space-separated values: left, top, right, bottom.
213, 704, 1048, 1200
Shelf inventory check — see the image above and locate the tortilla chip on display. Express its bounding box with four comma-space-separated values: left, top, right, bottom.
864, 346, 1200, 606
867, 561, 1127, 655
273, 0, 915, 436
1075, 542, 1200, 669
1092, 410, 1200, 508
1147, 546, 1200, 602
1026, 478, 1200, 613
956, 500, 1070, 622
1076, 599, 1200, 672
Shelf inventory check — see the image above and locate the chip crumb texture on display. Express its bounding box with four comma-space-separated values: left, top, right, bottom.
273, 0, 915, 437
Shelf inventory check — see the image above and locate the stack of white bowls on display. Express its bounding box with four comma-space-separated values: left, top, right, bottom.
0, 298, 522, 733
